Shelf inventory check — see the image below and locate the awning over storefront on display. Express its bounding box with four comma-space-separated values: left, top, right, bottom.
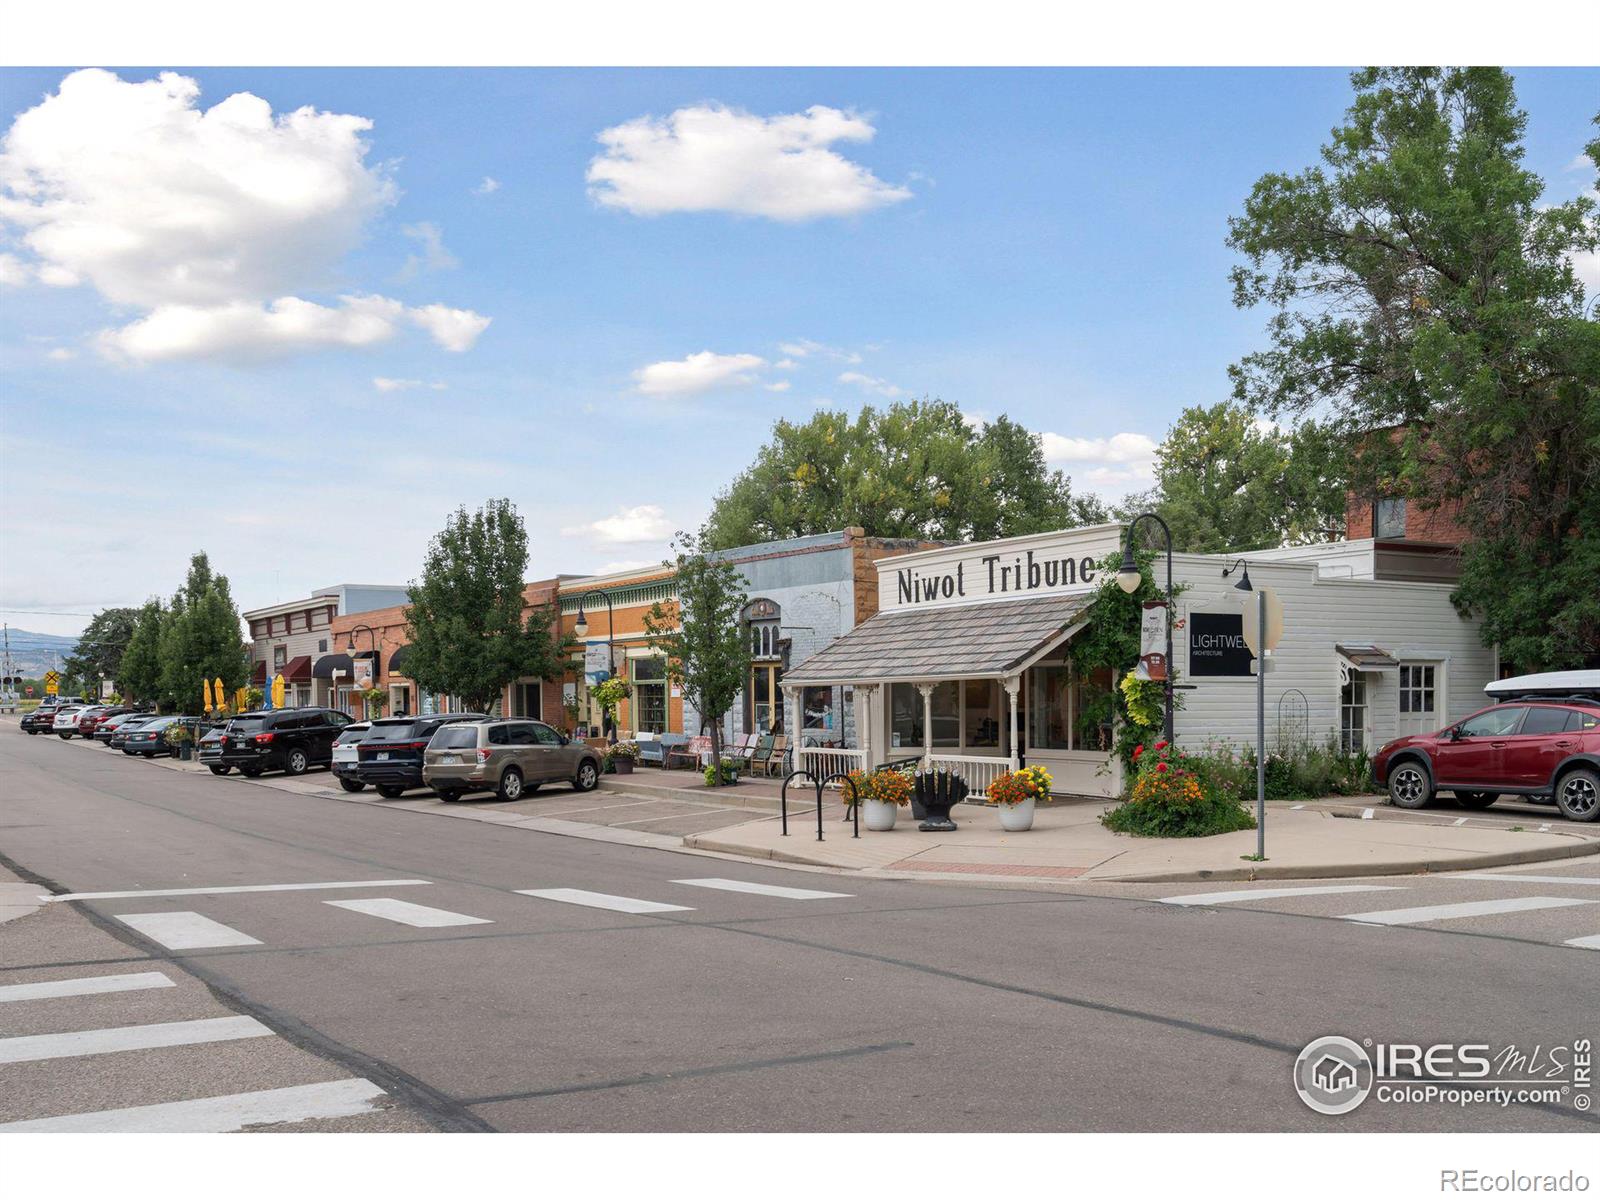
1336, 643, 1399, 672
389, 645, 412, 675
782, 593, 1096, 686
311, 653, 352, 679
283, 655, 312, 682
250, 660, 267, 685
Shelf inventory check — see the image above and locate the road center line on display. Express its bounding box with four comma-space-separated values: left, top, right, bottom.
1340, 897, 1596, 926
113, 911, 262, 949
1564, 935, 1600, 950
0, 1015, 273, 1064
0, 1078, 386, 1133
672, 878, 854, 901
324, 898, 493, 928
45, 879, 433, 902
0, 971, 174, 1004
515, 888, 693, 914
1158, 885, 1405, 906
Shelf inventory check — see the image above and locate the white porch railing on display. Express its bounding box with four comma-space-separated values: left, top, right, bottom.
798, 745, 865, 782
926, 753, 1011, 799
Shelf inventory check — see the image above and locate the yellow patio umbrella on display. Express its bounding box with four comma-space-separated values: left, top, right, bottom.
202, 678, 214, 712
271, 672, 286, 709
235, 687, 249, 712
214, 677, 226, 713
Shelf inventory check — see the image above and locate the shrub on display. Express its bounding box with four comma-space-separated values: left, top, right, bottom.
1103, 739, 1256, 838
704, 757, 740, 786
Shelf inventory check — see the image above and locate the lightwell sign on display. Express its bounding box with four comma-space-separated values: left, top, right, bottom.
1189, 612, 1254, 677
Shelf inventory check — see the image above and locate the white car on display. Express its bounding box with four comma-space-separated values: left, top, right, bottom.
331, 721, 372, 793
51, 706, 86, 738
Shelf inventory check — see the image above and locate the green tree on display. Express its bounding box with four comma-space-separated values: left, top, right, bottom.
642, 529, 749, 785
118, 600, 167, 707
158, 553, 247, 712
62, 607, 139, 696
1227, 67, 1600, 668
404, 499, 567, 712
1118, 402, 1345, 552
705, 400, 1104, 549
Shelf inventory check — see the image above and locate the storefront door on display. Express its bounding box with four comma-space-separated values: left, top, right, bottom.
1397, 662, 1439, 737
750, 663, 782, 733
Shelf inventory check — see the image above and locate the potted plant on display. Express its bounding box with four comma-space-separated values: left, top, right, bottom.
590, 676, 631, 740
606, 741, 640, 774
987, 764, 1053, 831
704, 757, 740, 786
164, 723, 194, 761
846, 766, 911, 831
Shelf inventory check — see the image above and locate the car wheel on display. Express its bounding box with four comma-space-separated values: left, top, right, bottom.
1387, 761, 1432, 809
284, 748, 309, 776
436, 788, 463, 803
497, 767, 524, 802
376, 784, 405, 799
339, 778, 366, 793
58, 732, 71, 739
574, 759, 599, 792
1453, 791, 1499, 810
208, 764, 230, 776
240, 765, 264, 778
1554, 769, 1600, 822
141, 750, 154, 758
26, 728, 37, 735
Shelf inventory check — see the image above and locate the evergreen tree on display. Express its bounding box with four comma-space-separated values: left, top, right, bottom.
157, 554, 247, 712
119, 599, 167, 707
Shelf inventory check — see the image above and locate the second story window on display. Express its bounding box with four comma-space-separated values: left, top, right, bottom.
1374, 497, 1407, 539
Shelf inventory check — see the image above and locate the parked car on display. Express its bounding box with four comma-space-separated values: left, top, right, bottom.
198, 720, 233, 774
354, 713, 485, 798
51, 705, 88, 738
422, 718, 601, 802
214, 708, 355, 777
123, 715, 182, 757
78, 705, 132, 737
94, 710, 150, 745
1373, 700, 1600, 822
109, 714, 160, 751
330, 721, 372, 792
20, 704, 64, 734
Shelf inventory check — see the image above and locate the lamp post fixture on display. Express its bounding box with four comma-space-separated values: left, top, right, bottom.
1115, 512, 1176, 742
345, 624, 379, 715
572, 589, 617, 741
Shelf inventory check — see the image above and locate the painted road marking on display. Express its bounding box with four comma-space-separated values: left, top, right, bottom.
0, 1078, 386, 1133
515, 888, 693, 914
113, 911, 261, 949
1538, 824, 1552, 832
1340, 897, 1596, 926
1564, 935, 1600, 950
0, 971, 174, 1004
672, 878, 854, 901
0, 1015, 272, 1064
1361, 808, 1375, 819
46, 879, 432, 902
324, 898, 492, 928
1454, 817, 1469, 826
1158, 885, 1405, 907
1448, 873, 1600, 887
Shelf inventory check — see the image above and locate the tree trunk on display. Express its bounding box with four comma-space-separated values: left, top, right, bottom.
708, 716, 723, 787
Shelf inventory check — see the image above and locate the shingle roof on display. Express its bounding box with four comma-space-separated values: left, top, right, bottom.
784, 592, 1097, 685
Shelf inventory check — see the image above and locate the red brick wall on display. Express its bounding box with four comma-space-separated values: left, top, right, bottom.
1345, 493, 1470, 545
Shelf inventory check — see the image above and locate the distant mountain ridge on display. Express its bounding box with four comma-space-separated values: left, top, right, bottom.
1, 628, 81, 678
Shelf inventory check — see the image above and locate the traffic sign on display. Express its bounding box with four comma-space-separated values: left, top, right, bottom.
1242, 587, 1284, 655
44, 669, 60, 696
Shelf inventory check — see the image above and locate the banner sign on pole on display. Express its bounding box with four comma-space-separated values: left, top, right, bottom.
1136, 601, 1168, 682
353, 657, 374, 689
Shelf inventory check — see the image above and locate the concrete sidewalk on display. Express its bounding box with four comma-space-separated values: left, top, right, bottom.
682, 797, 1600, 883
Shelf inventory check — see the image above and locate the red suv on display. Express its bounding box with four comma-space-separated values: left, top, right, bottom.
1373, 701, 1600, 822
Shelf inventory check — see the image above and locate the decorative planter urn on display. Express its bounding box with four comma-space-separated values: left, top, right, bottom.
612, 758, 635, 774
996, 796, 1036, 832
863, 797, 898, 831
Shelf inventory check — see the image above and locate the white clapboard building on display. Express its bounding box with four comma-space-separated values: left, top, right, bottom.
781, 524, 1495, 798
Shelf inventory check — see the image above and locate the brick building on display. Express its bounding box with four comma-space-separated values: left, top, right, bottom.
246, 583, 409, 709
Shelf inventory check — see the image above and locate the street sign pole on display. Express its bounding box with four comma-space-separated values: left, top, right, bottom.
1257, 588, 1266, 861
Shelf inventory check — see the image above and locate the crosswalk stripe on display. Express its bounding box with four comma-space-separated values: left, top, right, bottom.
113, 911, 261, 949
1564, 935, 1600, 950
0, 1015, 273, 1064
0, 971, 174, 1004
1340, 896, 1596, 926
324, 898, 492, 928
671, 878, 854, 900
1158, 885, 1405, 907
515, 888, 693, 914
1448, 873, 1600, 886
47, 879, 431, 902
0, 1078, 386, 1133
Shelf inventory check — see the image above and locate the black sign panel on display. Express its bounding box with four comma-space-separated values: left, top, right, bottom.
1189, 612, 1255, 677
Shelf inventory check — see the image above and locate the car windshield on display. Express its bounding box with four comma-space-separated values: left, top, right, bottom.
431, 726, 479, 749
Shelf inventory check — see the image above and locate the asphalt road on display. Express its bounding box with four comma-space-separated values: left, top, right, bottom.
2, 728, 1595, 1133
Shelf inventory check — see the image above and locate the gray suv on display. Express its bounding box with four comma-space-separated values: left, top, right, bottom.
422, 719, 601, 802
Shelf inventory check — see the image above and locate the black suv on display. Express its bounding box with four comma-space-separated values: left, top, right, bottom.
354, 712, 485, 798
216, 708, 354, 777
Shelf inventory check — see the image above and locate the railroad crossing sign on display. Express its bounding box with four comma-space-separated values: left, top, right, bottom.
43, 669, 60, 695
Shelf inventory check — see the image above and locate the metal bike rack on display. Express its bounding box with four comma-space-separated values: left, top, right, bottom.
780, 769, 824, 842
822, 771, 861, 838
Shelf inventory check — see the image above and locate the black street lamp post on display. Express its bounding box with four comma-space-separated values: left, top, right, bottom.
1115, 513, 1176, 742
572, 589, 616, 742
345, 623, 379, 716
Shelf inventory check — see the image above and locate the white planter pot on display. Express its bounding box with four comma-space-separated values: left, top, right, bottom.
996, 796, 1036, 832
863, 798, 899, 831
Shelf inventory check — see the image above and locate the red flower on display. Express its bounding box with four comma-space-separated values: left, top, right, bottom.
1155, 762, 1168, 773
1154, 740, 1168, 752
1132, 744, 1144, 760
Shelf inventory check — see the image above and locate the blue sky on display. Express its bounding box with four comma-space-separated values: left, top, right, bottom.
3, 66, 1596, 637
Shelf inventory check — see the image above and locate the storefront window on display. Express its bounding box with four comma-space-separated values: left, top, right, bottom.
1027, 664, 1112, 751
930, 681, 959, 747
964, 679, 1001, 748
1340, 674, 1368, 753
802, 686, 835, 735
633, 656, 667, 734
891, 683, 922, 748
890, 682, 958, 748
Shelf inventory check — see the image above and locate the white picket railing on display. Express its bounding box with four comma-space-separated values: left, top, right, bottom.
798, 745, 865, 783
926, 753, 1012, 799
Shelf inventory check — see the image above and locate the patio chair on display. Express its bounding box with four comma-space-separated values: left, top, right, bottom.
748, 735, 776, 777
667, 735, 712, 770
762, 734, 788, 777
640, 732, 687, 767
734, 732, 758, 763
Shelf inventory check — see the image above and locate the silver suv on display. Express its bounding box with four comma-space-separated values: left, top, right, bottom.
422, 719, 600, 802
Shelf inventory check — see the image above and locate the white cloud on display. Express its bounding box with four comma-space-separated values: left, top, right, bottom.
0, 252, 26, 286
587, 104, 911, 221
779, 338, 862, 364
407, 303, 491, 353
397, 221, 458, 279
838, 370, 906, 398
765, 380, 791, 392
0, 69, 489, 363
633, 350, 766, 396
564, 504, 674, 545
1041, 431, 1160, 494
372, 376, 446, 392
46, 347, 74, 361
774, 358, 799, 371
472, 176, 500, 195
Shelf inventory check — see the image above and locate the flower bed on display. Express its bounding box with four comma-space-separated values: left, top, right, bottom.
1101, 740, 1256, 838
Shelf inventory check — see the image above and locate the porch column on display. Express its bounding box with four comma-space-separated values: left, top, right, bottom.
785, 685, 802, 775
1005, 675, 1021, 771
858, 685, 874, 771
918, 682, 934, 771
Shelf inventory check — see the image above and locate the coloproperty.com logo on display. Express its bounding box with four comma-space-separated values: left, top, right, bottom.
1293, 1035, 1593, 1115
